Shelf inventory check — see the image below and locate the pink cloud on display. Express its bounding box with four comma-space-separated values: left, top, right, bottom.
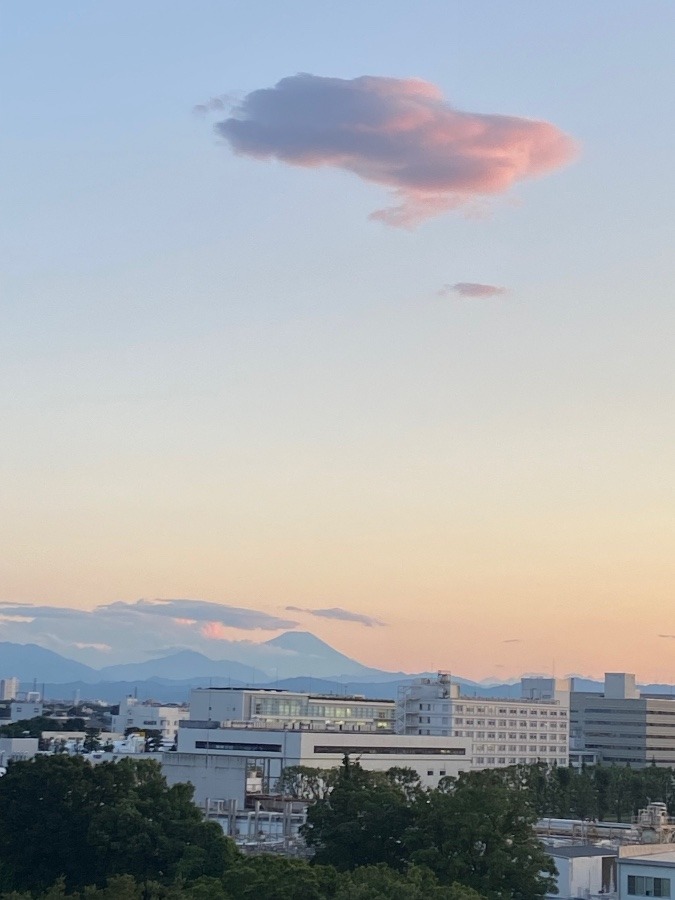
201, 621, 230, 640
214, 73, 576, 226
438, 282, 507, 298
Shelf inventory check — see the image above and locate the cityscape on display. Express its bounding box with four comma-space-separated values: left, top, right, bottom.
3, 2, 675, 899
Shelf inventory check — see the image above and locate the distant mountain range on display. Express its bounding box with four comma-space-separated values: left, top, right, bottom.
1, 633, 674, 704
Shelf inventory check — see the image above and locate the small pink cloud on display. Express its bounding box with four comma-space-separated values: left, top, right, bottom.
173, 617, 197, 626
201, 621, 229, 640
438, 282, 507, 299
214, 73, 577, 226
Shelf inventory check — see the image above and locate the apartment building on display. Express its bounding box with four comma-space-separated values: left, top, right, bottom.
0, 677, 19, 701
396, 673, 570, 767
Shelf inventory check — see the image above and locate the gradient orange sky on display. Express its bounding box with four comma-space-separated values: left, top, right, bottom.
2, 2, 674, 681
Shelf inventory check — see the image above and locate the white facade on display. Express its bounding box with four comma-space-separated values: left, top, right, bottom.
0, 737, 39, 764
396, 674, 570, 767
617, 846, 675, 899
112, 697, 189, 742
2, 699, 44, 723
188, 688, 395, 732
0, 677, 19, 701
546, 846, 617, 899
166, 723, 471, 807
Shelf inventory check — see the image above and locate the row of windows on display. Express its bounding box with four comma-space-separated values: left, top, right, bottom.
474, 756, 568, 766
454, 705, 564, 717
455, 731, 563, 741
475, 744, 566, 753
627, 874, 670, 896
313, 745, 466, 756
253, 699, 394, 720
455, 717, 564, 728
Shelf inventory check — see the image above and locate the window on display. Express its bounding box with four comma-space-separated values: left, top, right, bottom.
427, 770, 434, 776
627, 874, 670, 897
439, 770, 446, 776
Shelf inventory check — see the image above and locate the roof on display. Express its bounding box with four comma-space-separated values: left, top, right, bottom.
620, 850, 675, 866
547, 845, 618, 859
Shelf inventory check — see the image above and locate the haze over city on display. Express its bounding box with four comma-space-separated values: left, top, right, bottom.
2, 2, 674, 682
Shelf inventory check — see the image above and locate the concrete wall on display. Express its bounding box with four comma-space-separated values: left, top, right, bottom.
161, 751, 248, 808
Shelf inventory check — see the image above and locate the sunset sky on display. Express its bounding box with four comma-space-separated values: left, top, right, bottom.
2, 2, 674, 681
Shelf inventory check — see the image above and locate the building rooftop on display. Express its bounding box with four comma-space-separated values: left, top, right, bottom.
620, 851, 675, 865
548, 845, 618, 859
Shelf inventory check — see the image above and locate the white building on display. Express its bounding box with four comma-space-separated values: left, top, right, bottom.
0, 677, 19, 701
545, 845, 617, 899
396, 674, 570, 767
0, 698, 44, 724
188, 688, 395, 732
617, 845, 675, 899
163, 722, 471, 808
112, 697, 189, 743
0, 737, 38, 765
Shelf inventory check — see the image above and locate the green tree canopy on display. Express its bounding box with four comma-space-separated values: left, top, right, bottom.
0, 756, 236, 893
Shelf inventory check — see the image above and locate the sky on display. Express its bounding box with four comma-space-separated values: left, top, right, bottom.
1, 1, 674, 682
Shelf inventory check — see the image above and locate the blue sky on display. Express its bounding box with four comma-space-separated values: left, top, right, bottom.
1, 2, 674, 678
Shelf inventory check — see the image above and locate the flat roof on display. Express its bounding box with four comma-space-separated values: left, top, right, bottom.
620, 851, 675, 865
191, 687, 394, 703
548, 845, 617, 859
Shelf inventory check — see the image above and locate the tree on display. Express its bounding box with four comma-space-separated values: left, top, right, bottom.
302, 757, 412, 871
275, 765, 336, 802
0, 756, 236, 893
405, 769, 557, 899
83, 728, 101, 753
334, 864, 486, 899
221, 856, 336, 900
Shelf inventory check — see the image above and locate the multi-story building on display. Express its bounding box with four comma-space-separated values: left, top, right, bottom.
188, 687, 396, 733
0, 677, 19, 701
571, 672, 675, 767
396, 673, 570, 767
112, 697, 189, 744
163, 722, 471, 807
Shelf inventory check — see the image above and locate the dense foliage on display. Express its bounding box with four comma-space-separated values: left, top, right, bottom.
512, 760, 675, 821
0, 756, 235, 894
4, 753, 670, 899
303, 760, 556, 900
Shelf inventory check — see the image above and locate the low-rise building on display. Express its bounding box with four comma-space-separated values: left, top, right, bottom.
545, 845, 617, 899
163, 722, 471, 807
111, 697, 189, 744
617, 845, 675, 899
0, 737, 38, 765
0, 698, 44, 724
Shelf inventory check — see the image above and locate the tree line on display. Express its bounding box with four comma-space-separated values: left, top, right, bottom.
0, 755, 554, 899
3, 754, 673, 898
